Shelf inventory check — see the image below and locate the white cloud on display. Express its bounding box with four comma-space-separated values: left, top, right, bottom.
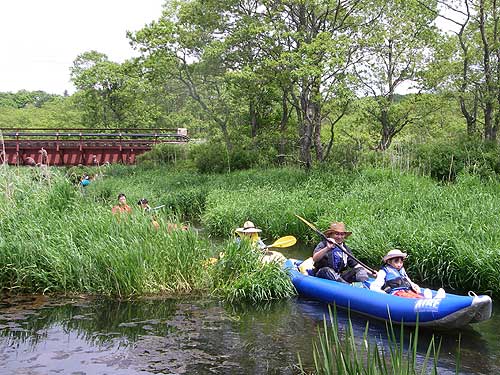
0, 0, 164, 95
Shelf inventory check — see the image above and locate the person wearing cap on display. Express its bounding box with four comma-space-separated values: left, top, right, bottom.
137, 198, 152, 212
112, 193, 132, 215
312, 222, 369, 284
235, 221, 267, 250
137, 198, 160, 230
370, 249, 445, 299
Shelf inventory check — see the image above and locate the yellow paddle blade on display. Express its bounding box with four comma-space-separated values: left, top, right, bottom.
267, 235, 297, 249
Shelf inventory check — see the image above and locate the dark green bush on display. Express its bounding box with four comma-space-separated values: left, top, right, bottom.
411, 136, 500, 181
189, 142, 258, 173
136, 143, 188, 166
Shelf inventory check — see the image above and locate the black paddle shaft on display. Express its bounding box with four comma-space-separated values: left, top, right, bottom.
295, 215, 376, 274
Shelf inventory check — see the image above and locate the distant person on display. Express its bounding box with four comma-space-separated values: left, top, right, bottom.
80, 174, 91, 187
312, 222, 369, 284
38, 147, 48, 166
112, 193, 132, 215
137, 198, 159, 230
370, 249, 445, 299
235, 221, 267, 250
137, 198, 152, 212
24, 156, 36, 166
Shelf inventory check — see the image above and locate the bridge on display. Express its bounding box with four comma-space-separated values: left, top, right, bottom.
0, 128, 189, 166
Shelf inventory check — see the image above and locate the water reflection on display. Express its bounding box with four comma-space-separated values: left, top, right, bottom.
0, 294, 497, 374
0, 295, 316, 374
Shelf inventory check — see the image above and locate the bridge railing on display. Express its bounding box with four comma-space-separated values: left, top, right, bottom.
0, 128, 189, 142
0, 128, 189, 166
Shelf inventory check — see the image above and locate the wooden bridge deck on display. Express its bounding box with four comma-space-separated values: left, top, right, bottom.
0, 128, 189, 166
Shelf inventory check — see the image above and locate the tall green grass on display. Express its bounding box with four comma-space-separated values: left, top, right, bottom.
3, 163, 500, 298
298, 307, 460, 375
199, 168, 500, 296
0, 165, 295, 302
211, 240, 295, 303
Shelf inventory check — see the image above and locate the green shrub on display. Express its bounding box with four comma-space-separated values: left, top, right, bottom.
211, 240, 296, 303
408, 136, 500, 181
136, 143, 188, 166
189, 142, 258, 173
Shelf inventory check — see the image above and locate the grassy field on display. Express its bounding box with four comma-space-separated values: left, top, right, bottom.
1, 164, 499, 298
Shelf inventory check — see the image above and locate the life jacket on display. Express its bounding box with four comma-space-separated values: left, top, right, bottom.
382, 265, 412, 293
313, 242, 350, 272
235, 231, 266, 250
235, 231, 260, 244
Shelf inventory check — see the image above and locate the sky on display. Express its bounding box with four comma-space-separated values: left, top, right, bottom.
0, 0, 165, 95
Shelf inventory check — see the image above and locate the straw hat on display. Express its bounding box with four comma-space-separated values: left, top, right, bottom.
236, 220, 262, 233
324, 222, 352, 237
383, 249, 407, 262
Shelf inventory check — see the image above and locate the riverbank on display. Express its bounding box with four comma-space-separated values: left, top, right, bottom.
1, 164, 499, 298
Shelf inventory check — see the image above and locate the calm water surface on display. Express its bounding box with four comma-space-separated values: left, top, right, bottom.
0, 294, 498, 374
0, 244, 497, 374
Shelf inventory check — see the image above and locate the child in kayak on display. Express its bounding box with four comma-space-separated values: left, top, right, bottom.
370, 249, 445, 299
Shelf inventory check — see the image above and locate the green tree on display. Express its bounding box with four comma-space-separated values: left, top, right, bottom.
70, 51, 163, 129
130, 0, 378, 168
428, 0, 499, 140
354, 0, 439, 151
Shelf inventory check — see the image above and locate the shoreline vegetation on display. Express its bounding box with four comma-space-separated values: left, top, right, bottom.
0, 163, 498, 300
0, 163, 487, 374
0, 165, 500, 301
299, 306, 460, 375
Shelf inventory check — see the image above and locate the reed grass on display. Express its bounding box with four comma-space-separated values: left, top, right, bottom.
3, 163, 500, 298
211, 240, 296, 303
298, 306, 459, 375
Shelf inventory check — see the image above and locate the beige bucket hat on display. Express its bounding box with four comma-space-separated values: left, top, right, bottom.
383, 249, 408, 262
236, 220, 262, 233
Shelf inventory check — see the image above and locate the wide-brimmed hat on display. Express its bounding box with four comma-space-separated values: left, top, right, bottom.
324, 222, 352, 237
383, 249, 407, 262
236, 220, 262, 233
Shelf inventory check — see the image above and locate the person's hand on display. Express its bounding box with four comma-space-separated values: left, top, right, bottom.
326, 238, 336, 248
370, 270, 378, 277
411, 282, 421, 294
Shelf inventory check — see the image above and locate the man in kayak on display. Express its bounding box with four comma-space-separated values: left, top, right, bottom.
312, 222, 369, 284
370, 249, 446, 298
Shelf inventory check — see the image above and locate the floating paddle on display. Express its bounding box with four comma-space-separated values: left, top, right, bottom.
294, 214, 376, 274
266, 235, 297, 249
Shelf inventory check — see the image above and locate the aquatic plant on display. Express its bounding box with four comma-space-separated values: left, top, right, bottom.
298, 306, 461, 375
211, 240, 296, 303
2, 163, 500, 298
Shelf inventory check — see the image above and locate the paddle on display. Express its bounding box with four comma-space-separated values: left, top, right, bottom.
205, 235, 296, 266
151, 204, 166, 211
266, 235, 297, 249
295, 214, 376, 275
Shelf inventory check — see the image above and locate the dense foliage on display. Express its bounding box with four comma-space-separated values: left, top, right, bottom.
3, 164, 498, 298
0, 165, 294, 300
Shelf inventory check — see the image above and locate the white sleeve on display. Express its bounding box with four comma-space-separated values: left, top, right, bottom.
370, 269, 387, 293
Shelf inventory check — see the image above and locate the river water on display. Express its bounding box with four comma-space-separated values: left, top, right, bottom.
0, 245, 498, 374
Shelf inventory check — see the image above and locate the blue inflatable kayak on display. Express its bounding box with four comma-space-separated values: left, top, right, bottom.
285, 259, 492, 329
